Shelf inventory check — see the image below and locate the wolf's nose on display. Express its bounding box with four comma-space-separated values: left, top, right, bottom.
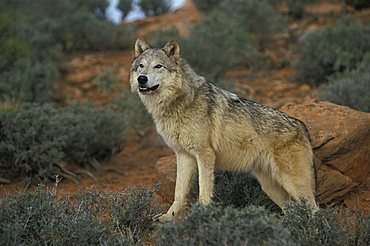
137, 75, 148, 85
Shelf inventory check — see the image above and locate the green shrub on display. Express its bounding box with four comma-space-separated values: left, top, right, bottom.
58, 12, 133, 52
157, 204, 293, 245
319, 69, 370, 112
115, 25, 137, 49
1, 1, 130, 54
190, 171, 278, 211
296, 18, 370, 85
0, 103, 128, 181
9, 0, 125, 52
62, 13, 135, 51
282, 200, 370, 246
193, 0, 223, 13
0, 59, 58, 103
110, 185, 163, 243
22, 18, 64, 62
138, 0, 171, 16
180, 9, 254, 80
344, 0, 370, 10
57, 103, 127, 168
111, 90, 151, 129
220, 0, 285, 49
0, 185, 162, 245
179, 0, 284, 81
0, 36, 32, 70
0, 1, 136, 103
144, 27, 181, 47
93, 67, 120, 93
0, 105, 65, 182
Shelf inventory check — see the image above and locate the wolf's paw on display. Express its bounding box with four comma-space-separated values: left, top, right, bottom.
153, 212, 175, 223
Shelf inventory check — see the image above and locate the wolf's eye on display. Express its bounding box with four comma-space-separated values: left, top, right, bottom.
139, 64, 144, 68
154, 64, 162, 69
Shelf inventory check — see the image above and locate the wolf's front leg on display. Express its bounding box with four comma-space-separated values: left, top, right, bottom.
157, 152, 196, 223
197, 147, 216, 205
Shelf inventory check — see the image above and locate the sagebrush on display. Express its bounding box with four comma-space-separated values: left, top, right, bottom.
0, 104, 65, 182
282, 200, 370, 246
0, 59, 59, 103
158, 200, 369, 246
145, 0, 284, 81
111, 90, 152, 129
0, 184, 368, 245
57, 103, 127, 168
0, 103, 127, 182
0, 0, 135, 103
319, 69, 370, 112
295, 17, 370, 85
0, 184, 162, 245
93, 67, 120, 94
192, 0, 223, 13
157, 204, 293, 245
183, 0, 284, 80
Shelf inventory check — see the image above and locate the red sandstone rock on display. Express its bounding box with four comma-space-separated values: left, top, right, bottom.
281, 100, 370, 204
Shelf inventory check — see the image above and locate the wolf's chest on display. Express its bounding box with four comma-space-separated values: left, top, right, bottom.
155, 118, 202, 153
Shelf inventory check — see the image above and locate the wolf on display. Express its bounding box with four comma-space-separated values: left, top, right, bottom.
129, 37, 317, 223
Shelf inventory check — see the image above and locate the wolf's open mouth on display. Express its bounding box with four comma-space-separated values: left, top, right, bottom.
139, 84, 160, 93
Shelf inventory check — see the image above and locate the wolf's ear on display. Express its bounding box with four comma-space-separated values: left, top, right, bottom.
134, 37, 150, 58
163, 40, 180, 60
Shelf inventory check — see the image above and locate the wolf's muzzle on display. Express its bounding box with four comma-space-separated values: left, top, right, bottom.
137, 75, 159, 93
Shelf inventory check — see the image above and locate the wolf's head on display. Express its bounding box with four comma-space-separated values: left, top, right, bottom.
129, 37, 181, 96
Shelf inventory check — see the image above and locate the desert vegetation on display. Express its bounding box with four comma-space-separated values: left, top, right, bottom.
1, 181, 368, 245
295, 17, 370, 86
0, 103, 128, 183
158, 201, 369, 245
0, 0, 135, 103
0, 184, 161, 245
0, 0, 369, 245
0, 0, 147, 183
149, 0, 285, 81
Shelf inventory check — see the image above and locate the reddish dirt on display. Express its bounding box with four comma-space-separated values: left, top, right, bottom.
130, 0, 201, 37
226, 67, 316, 108
55, 50, 134, 105
305, 2, 348, 14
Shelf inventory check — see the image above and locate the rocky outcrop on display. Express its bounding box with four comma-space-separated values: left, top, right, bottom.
281, 100, 370, 204
155, 100, 370, 205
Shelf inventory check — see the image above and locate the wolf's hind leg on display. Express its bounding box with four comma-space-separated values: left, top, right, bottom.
255, 172, 291, 209
158, 152, 196, 223
275, 149, 318, 210
279, 172, 317, 209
